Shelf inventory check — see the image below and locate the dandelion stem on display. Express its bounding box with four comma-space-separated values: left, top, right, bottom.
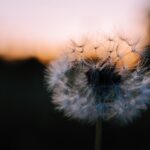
95, 119, 102, 150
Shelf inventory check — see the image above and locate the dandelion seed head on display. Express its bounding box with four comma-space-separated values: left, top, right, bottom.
46, 35, 150, 123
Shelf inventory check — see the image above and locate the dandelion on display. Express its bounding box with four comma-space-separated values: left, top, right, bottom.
46, 35, 150, 123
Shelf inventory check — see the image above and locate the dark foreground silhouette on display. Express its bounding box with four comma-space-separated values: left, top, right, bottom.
0, 58, 150, 150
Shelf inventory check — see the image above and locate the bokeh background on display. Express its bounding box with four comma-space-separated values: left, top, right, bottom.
0, 0, 150, 150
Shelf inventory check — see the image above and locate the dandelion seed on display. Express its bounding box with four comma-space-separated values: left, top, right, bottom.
46, 36, 150, 123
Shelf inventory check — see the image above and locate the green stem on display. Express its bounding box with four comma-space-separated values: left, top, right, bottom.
95, 119, 102, 150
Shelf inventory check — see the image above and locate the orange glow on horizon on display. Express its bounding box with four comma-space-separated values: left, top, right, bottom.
0, 0, 149, 64
0, 41, 65, 63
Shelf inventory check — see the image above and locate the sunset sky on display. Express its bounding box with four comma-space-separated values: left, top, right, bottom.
0, 0, 149, 62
